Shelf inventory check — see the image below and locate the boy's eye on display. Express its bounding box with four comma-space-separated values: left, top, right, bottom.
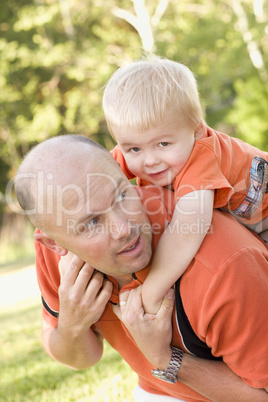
159, 142, 170, 147
130, 147, 141, 153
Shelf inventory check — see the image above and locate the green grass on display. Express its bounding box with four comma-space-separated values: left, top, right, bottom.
0, 301, 137, 401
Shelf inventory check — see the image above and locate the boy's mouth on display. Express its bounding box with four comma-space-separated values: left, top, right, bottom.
148, 168, 169, 179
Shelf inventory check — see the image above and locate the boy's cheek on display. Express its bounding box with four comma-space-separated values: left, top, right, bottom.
127, 161, 140, 175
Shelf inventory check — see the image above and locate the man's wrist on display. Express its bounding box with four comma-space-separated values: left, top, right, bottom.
57, 318, 89, 341
152, 347, 184, 384
153, 347, 172, 371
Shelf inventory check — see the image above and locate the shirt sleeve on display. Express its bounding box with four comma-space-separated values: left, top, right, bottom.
110, 145, 136, 180
200, 247, 268, 388
35, 230, 61, 327
173, 142, 233, 208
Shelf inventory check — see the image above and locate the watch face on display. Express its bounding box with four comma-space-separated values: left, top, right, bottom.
151, 369, 176, 384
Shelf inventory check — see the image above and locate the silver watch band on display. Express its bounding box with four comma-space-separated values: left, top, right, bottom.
151, 346, 184, 384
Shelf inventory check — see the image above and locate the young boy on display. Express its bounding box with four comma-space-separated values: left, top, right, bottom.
103, 55, 268, 314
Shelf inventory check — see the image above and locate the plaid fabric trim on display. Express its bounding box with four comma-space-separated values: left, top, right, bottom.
232, 156, 268, 219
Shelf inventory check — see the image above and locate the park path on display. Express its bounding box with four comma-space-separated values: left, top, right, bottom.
0, 259, 40, 311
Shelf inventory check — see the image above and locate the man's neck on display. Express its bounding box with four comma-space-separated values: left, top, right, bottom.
112, 274, 133, 290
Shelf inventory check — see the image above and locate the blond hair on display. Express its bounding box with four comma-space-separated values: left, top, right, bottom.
103, 55, 203, 137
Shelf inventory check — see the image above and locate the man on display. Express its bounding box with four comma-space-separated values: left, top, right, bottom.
15, 135, 268, 401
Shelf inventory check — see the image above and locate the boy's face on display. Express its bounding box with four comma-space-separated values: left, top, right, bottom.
112, 111, 196, 187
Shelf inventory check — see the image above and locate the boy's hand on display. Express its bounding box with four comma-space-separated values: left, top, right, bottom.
113, 286, 175, 370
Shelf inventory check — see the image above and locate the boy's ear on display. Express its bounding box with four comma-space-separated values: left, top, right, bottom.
34, 232, 68, 256
194, 120, 205, 140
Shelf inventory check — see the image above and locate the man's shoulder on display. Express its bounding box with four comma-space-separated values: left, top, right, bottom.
181, 209, 268, 336
194, 210, 268, 274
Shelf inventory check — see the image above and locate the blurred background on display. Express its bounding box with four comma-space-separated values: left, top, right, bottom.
0, 0, 267, 400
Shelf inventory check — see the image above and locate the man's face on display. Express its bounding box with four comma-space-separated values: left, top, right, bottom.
46, 153, 152, 279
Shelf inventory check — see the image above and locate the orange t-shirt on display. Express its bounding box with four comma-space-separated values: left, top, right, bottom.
35, 187, 268, 400
111, 126, 268, 226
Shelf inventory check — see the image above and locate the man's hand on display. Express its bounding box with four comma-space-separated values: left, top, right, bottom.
58, 253, 113, 337
42, 252, 113, 370
113, 286, 175, 370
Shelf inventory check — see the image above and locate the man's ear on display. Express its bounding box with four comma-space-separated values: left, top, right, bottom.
34, 232, 68, 256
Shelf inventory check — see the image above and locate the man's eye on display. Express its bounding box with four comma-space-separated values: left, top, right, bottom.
159, 142, 170, 147
116, 190, 126, 202
86, 217, 99, 230
130, 147, 141, 153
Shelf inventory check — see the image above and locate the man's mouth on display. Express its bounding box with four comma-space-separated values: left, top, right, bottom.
118, 236, 140, 254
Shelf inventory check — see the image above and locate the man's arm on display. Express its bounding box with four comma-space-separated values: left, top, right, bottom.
42, 255, 113, 370
179, 355, 268, 401
113, 287, 268, 401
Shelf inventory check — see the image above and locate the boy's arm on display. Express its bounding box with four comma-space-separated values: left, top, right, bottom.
42, 254, 113, 370
142, 189, 214, 314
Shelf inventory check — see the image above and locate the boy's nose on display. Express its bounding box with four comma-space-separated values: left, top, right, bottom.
144, 153, 160, 167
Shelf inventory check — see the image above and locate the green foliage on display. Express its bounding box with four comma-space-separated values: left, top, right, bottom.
1, 0, 267, 171
227, 76, 268, 149
0, 219, 35, 264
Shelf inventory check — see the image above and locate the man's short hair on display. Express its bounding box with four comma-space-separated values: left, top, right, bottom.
14, 134, 108, 223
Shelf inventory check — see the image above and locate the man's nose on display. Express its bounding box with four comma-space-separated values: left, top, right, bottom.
109, 210, 130, 240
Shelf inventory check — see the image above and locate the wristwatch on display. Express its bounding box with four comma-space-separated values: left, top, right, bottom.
151, 346, 184, 384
